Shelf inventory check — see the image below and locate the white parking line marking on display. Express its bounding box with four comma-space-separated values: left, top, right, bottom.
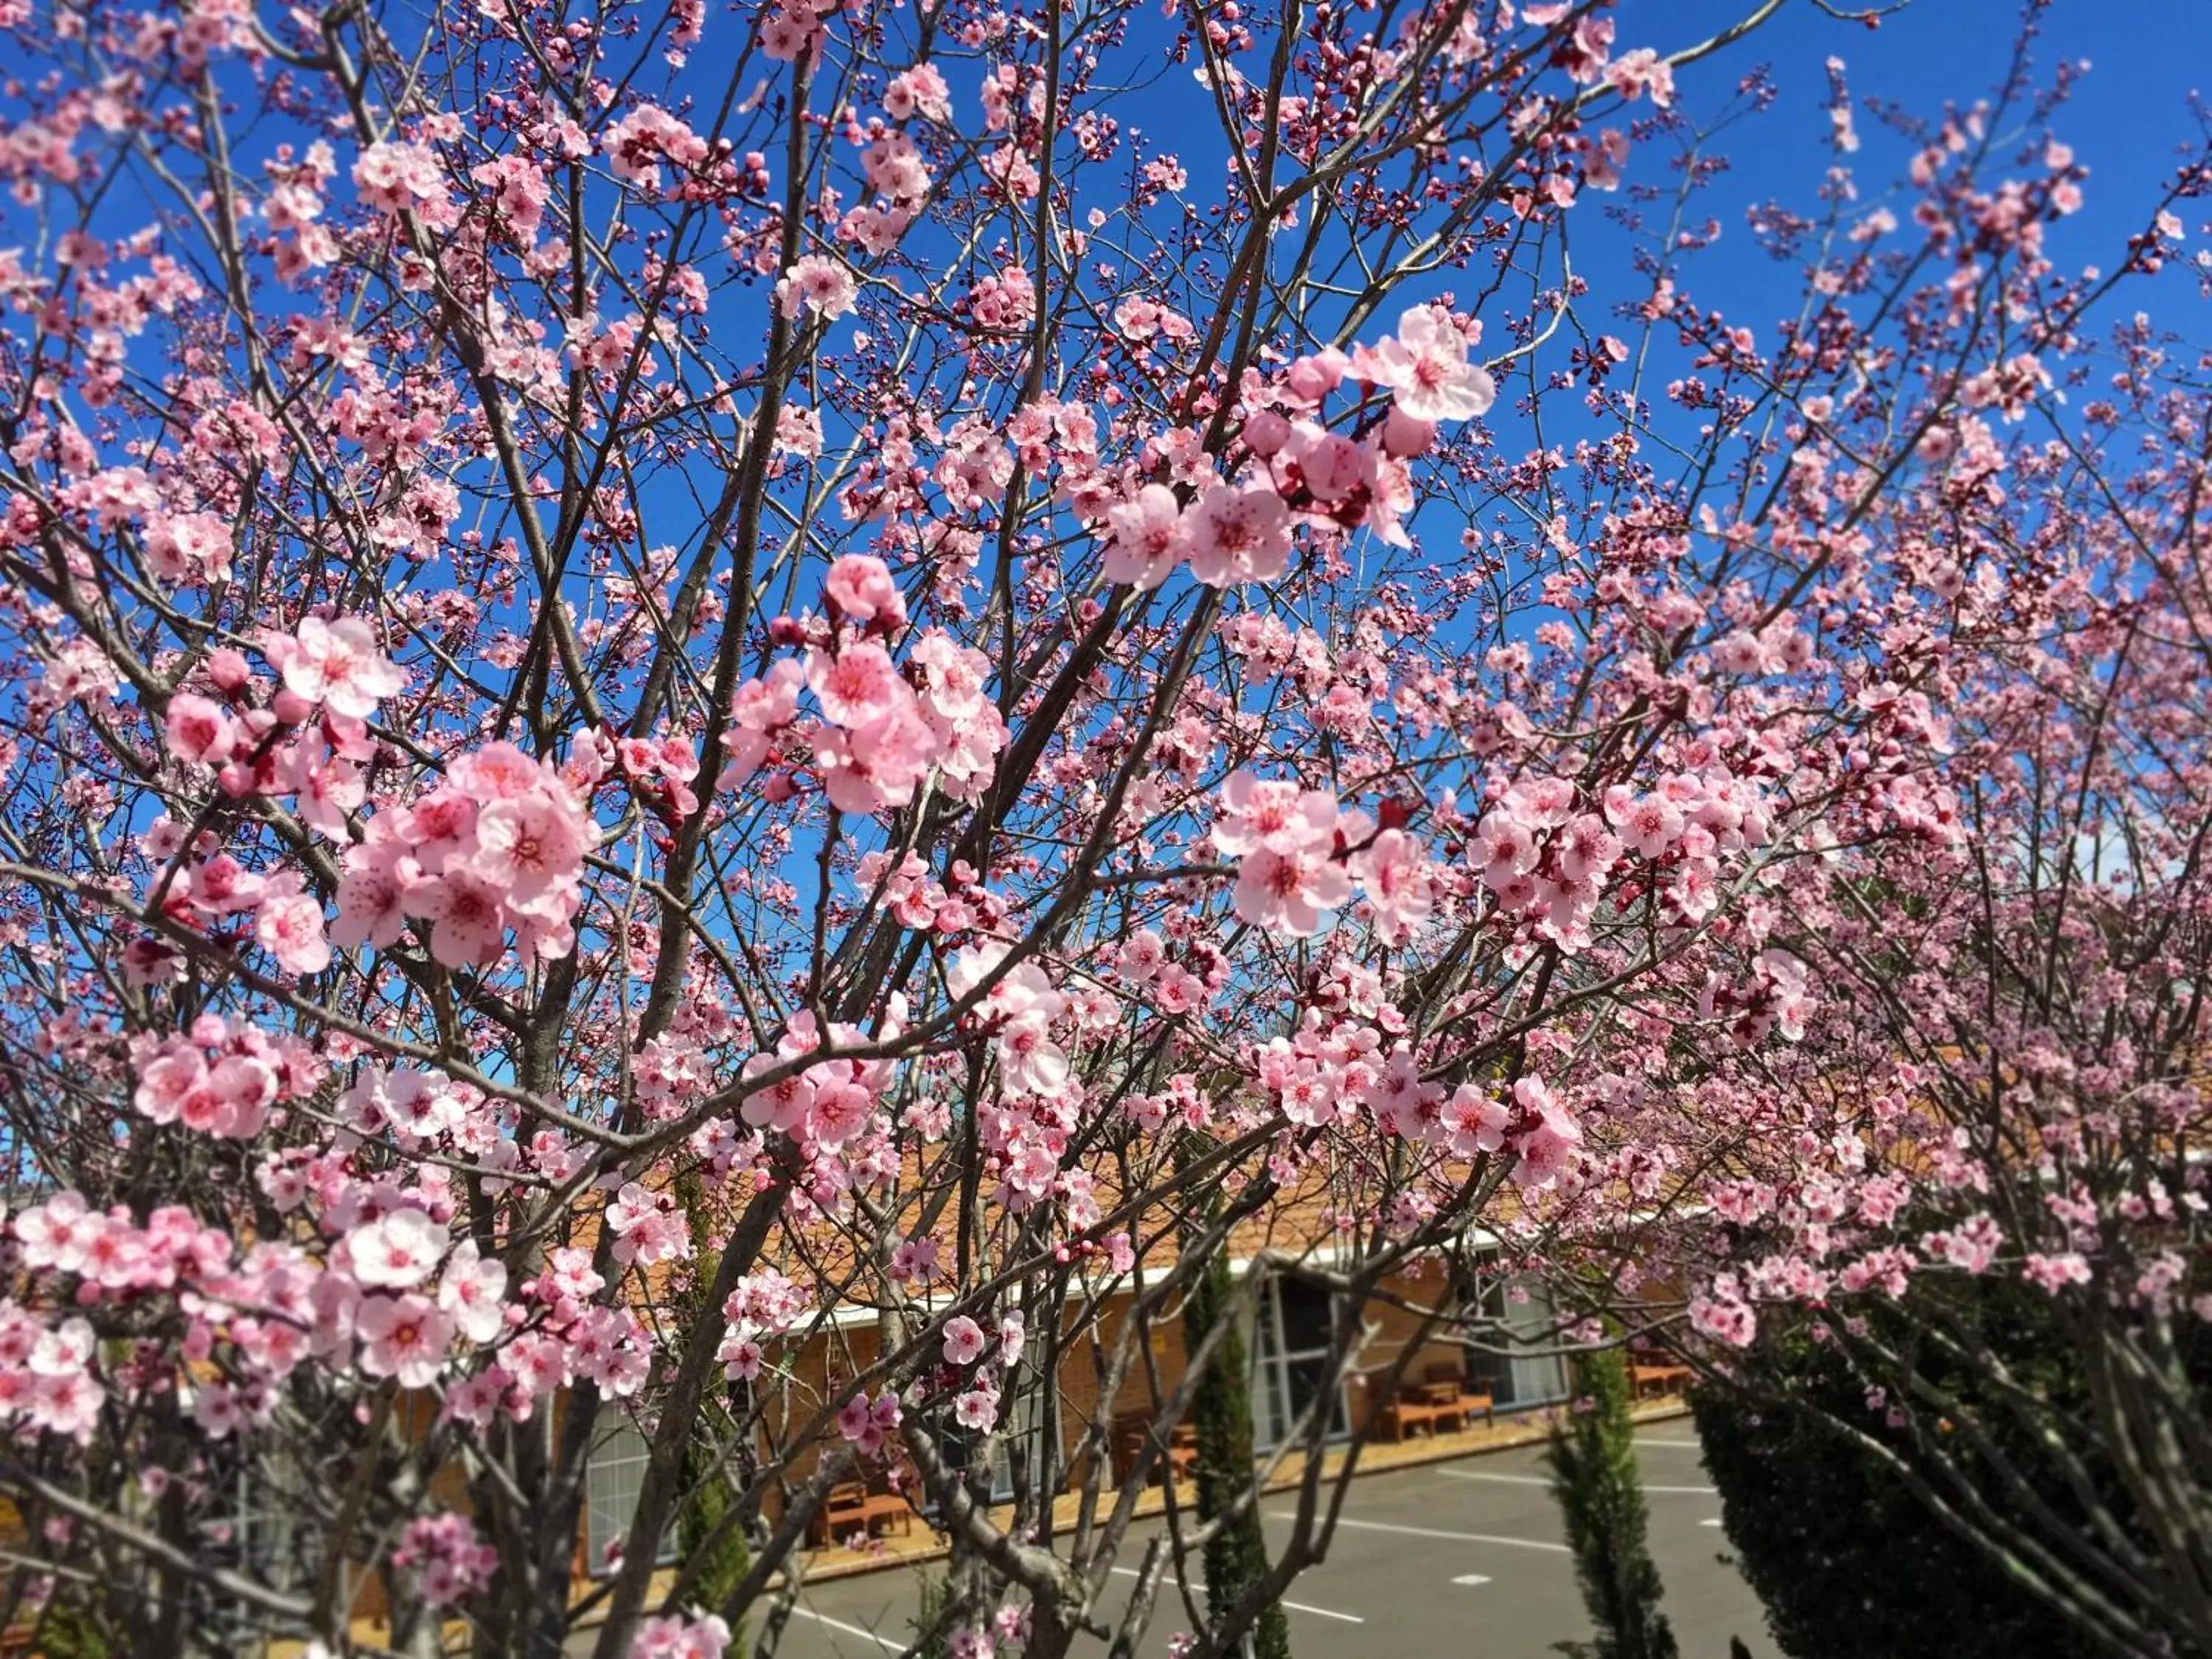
1107, 1565, 1363, 1623
788, 1605, 905, 1653
1700, 1518, 1725, 1528
1438, 1470, 1717, 1495
1453, 1573, 1494, 1587
1270, 1513, 1571, 1554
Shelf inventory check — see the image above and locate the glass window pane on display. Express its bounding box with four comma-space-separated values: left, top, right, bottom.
1278, 1281, 1333, 1355
586, 1422, 679, 1573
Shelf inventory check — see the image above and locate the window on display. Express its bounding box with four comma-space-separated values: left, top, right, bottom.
1458, 1258, 1569, 1409
935, 1378, 1043, 1507
1251, 1276, 1351, 1451
234, 1452, 310, 1593
585, 1422, 680, 1576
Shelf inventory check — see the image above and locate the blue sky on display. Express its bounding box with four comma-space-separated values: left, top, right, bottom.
1627, 0, 2210, 297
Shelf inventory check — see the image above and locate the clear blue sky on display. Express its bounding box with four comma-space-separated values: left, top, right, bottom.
1632, 0, 2210, 302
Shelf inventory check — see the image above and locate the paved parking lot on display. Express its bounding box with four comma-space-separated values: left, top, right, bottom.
753, 1428, 1770, 1659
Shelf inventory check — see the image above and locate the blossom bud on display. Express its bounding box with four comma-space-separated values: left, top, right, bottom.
1284, 346, 1350, 403
206, 649, 253, 695
1242, 409, 1293, 456
1382, 408, 1438, 457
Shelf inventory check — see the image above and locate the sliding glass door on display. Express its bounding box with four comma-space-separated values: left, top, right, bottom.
1251, 1276, 1351, 1450
1458, 1259, 1569, 1409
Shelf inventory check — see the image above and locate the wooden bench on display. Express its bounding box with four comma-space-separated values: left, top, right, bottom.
1629, 1363, 1693, 1399
1382, 1395, 1466, 1440
1380, 1379, 1496, 1441
819, 1480, 914, 1546
1113, 1416, 1198, 1486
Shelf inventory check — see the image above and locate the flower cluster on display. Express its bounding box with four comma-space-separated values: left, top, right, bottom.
715, 1267, 813, 1383
133, 1016, 326, 1141
139, 618, 411, 984
1212, 771, 1439, 943
734, 1005, 901, 1152
6, 1192, 237, 1441
717, 557, 1007, 816
926, 1306, 1026, 1434
392, 1512, 500, 1607
332, 740, 599, 968
1099, 303, 1494, 591
627, 1612, 731, 1659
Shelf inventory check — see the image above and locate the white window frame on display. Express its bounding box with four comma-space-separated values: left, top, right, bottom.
585, 1421, 681, 1577
936, 1375, 1043, 1507
1249, 1276, 1351, 1452
1458, 1255, 1570, 1410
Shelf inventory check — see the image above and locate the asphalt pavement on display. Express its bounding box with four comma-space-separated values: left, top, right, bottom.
739, 1427, 1770, 1659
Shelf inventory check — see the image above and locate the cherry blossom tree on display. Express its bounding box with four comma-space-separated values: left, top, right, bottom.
1638, 313, 2212, 1655
0, 0, 2193, 1657
1548, 53, 2212, 1659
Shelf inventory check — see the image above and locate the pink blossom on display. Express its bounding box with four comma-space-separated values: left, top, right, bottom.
807, 641, 906, 728
776, 255, 857, 320
1281, 422, 1374, 503
1442, 1085, 1511, 1156
394, 1512, 499, 1607
813, 698, 937, 814
142, 511, 234, 586
341, 1209, 445, 1289
1234, 846, 1353, 936
1605, 47, 1675, 108
437, 1241, 509, 1344
1603, 787, 1683, 859
1118, 929, 1166, 981
165, 694, 240, 765
720, 660, 806, 787
1365, 304, 1496, 423
15, 1192, 94, 1273
738, 1053, 816, 1133
627, 1613, 732, 1659
759, 8, 818, 62
269, 617, 404, 720
942, 1315, 987, 1367
473, 789, 594, 900
255, 872, 332, 975
884, 63, 952, 123
1350, 829, 1433, 943
355, 1294, 455, 1388
996, 1012, 1069, 1096
1182, 484, 1293, 587
1509, 1076, 1582, 1189
603, 105, 707, 191
836, 1391, 877, 1442
353, 140, 451, 218
1557, 815, 1621, 884
2023, 1253, 2093, 1293
1475, 810, 1538, 892
824, 554, 907, 627
1101, 484, 1188, 589
717, 1329, 765, 1383
1687, 1290, 1755, 1348
605, 1182, 692, 1268
953, 1385, 1000, 1430
1215, 771, 1340, 857
411, 870, 507, 969
332, 864, 407, 952
807, 1077, 876, 1149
